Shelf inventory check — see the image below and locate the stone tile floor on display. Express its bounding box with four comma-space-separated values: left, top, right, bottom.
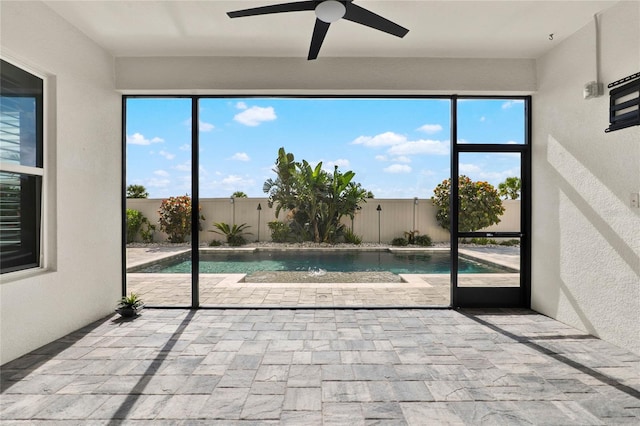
2, 308, 639, 424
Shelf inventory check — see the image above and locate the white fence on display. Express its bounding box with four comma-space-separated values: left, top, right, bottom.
127, 198, 521, 244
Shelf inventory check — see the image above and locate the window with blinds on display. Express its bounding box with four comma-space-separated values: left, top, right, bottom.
0, 59, 43, 274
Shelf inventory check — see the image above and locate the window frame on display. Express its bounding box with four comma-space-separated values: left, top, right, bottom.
0, 57, 48, 277
123, 94, 531, 309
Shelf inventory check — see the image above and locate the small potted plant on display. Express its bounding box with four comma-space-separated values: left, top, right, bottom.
116, 293, 144, 317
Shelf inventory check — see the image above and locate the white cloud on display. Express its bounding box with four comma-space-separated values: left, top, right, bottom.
417, 124, 443, 134
154, 169, 169, 177
231, 152, 250, 161
374, 155, 388, 161
158, 150, 175, 160
234, 106, 277, 126
351, 131, 406, 147
146, 177, 170, 188
325, 159, 350, 170
183, 118, 215, 132
478, 168, 521, 182
459, 163, 482, 173
392, 156, 412, 163
502, 99, 524, 109
222, 175, 245, 185
199, 121, 215, 132
127, 132, 164, 146
384, 164, 412, 174
174, 161, 191, 171
179, 144, 190, 151
236, 101, 247, 110
480, 116, 486, 122
387, 139, 449, 156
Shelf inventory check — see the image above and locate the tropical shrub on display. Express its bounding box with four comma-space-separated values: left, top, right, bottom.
498, 176, 522, 200
432, 176, 505, 232
158, 195, 204, 243
263, 147, 371, 243
126, 209, 144, 243
140, 220, 155, 243
403, 230, 419, 244
268, 220, 291, 243
209, 239, 222, 247
391, 237, 408, 246
211, 222, 252, 247
414, 234, 432, 247
118, 293, 144, 310
343, 228, 362, 245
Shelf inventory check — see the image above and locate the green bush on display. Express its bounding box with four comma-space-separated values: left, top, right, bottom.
343, 228, 362, 245
126, 209, 144, 243
211, 222, 251, 247
500, 239, 520, 246
391, 237, 408, 246
432, 176, 504, 232
209, 240, 222, 247
403, 230, 419, 244
268, 221, 291, 243
470, 237, 498, 245
414, 234, 432, 247
158, 195, 204, 243
140, 220, 155, 243
227, 234, 247, 247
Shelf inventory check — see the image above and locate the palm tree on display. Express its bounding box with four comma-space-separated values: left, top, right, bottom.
126, 184, 148, 198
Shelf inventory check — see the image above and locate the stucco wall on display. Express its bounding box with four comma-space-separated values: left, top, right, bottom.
0, 1, 121, 364
115, 56, 535, 95
127, 198, 520, 244
532, 1, 640, 354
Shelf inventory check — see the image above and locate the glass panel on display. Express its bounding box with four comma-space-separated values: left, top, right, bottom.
0, 172, 41, 273
457, 98, 525, 144
457, 237, 521, 287
197, 97, 452, 307
458, 152, 521, 233
125, 98, 192, 307
0, 60, 43, 167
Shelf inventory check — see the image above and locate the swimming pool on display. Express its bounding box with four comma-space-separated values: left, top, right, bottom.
132, 249, 512, 274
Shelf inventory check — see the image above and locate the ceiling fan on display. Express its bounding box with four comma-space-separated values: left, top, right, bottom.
227, 0, 409, 60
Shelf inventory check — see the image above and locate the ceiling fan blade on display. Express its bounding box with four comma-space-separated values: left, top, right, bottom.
343, 3, 409, 38
228, 1, 317, 18
308, 18, 330, 60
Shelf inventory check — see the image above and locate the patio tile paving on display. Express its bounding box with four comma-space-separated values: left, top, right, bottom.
124, 245, 522, 308
1, 308, 639, 424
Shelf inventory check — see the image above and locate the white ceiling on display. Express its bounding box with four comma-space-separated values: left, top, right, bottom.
43, 0, 619, 59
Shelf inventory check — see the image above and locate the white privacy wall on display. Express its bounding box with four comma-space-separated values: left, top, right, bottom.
0, 1, 121, 364
532, 1, 640, 354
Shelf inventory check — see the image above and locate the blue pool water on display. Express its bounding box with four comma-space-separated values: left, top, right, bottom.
134, 250, 510, 274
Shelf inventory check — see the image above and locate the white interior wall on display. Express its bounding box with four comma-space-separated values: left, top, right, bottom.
0, 1, 121, 364
532, 1, 640, 354
115, 56, 536, 95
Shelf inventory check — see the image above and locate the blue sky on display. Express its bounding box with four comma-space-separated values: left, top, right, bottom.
126, 98, 524, 199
